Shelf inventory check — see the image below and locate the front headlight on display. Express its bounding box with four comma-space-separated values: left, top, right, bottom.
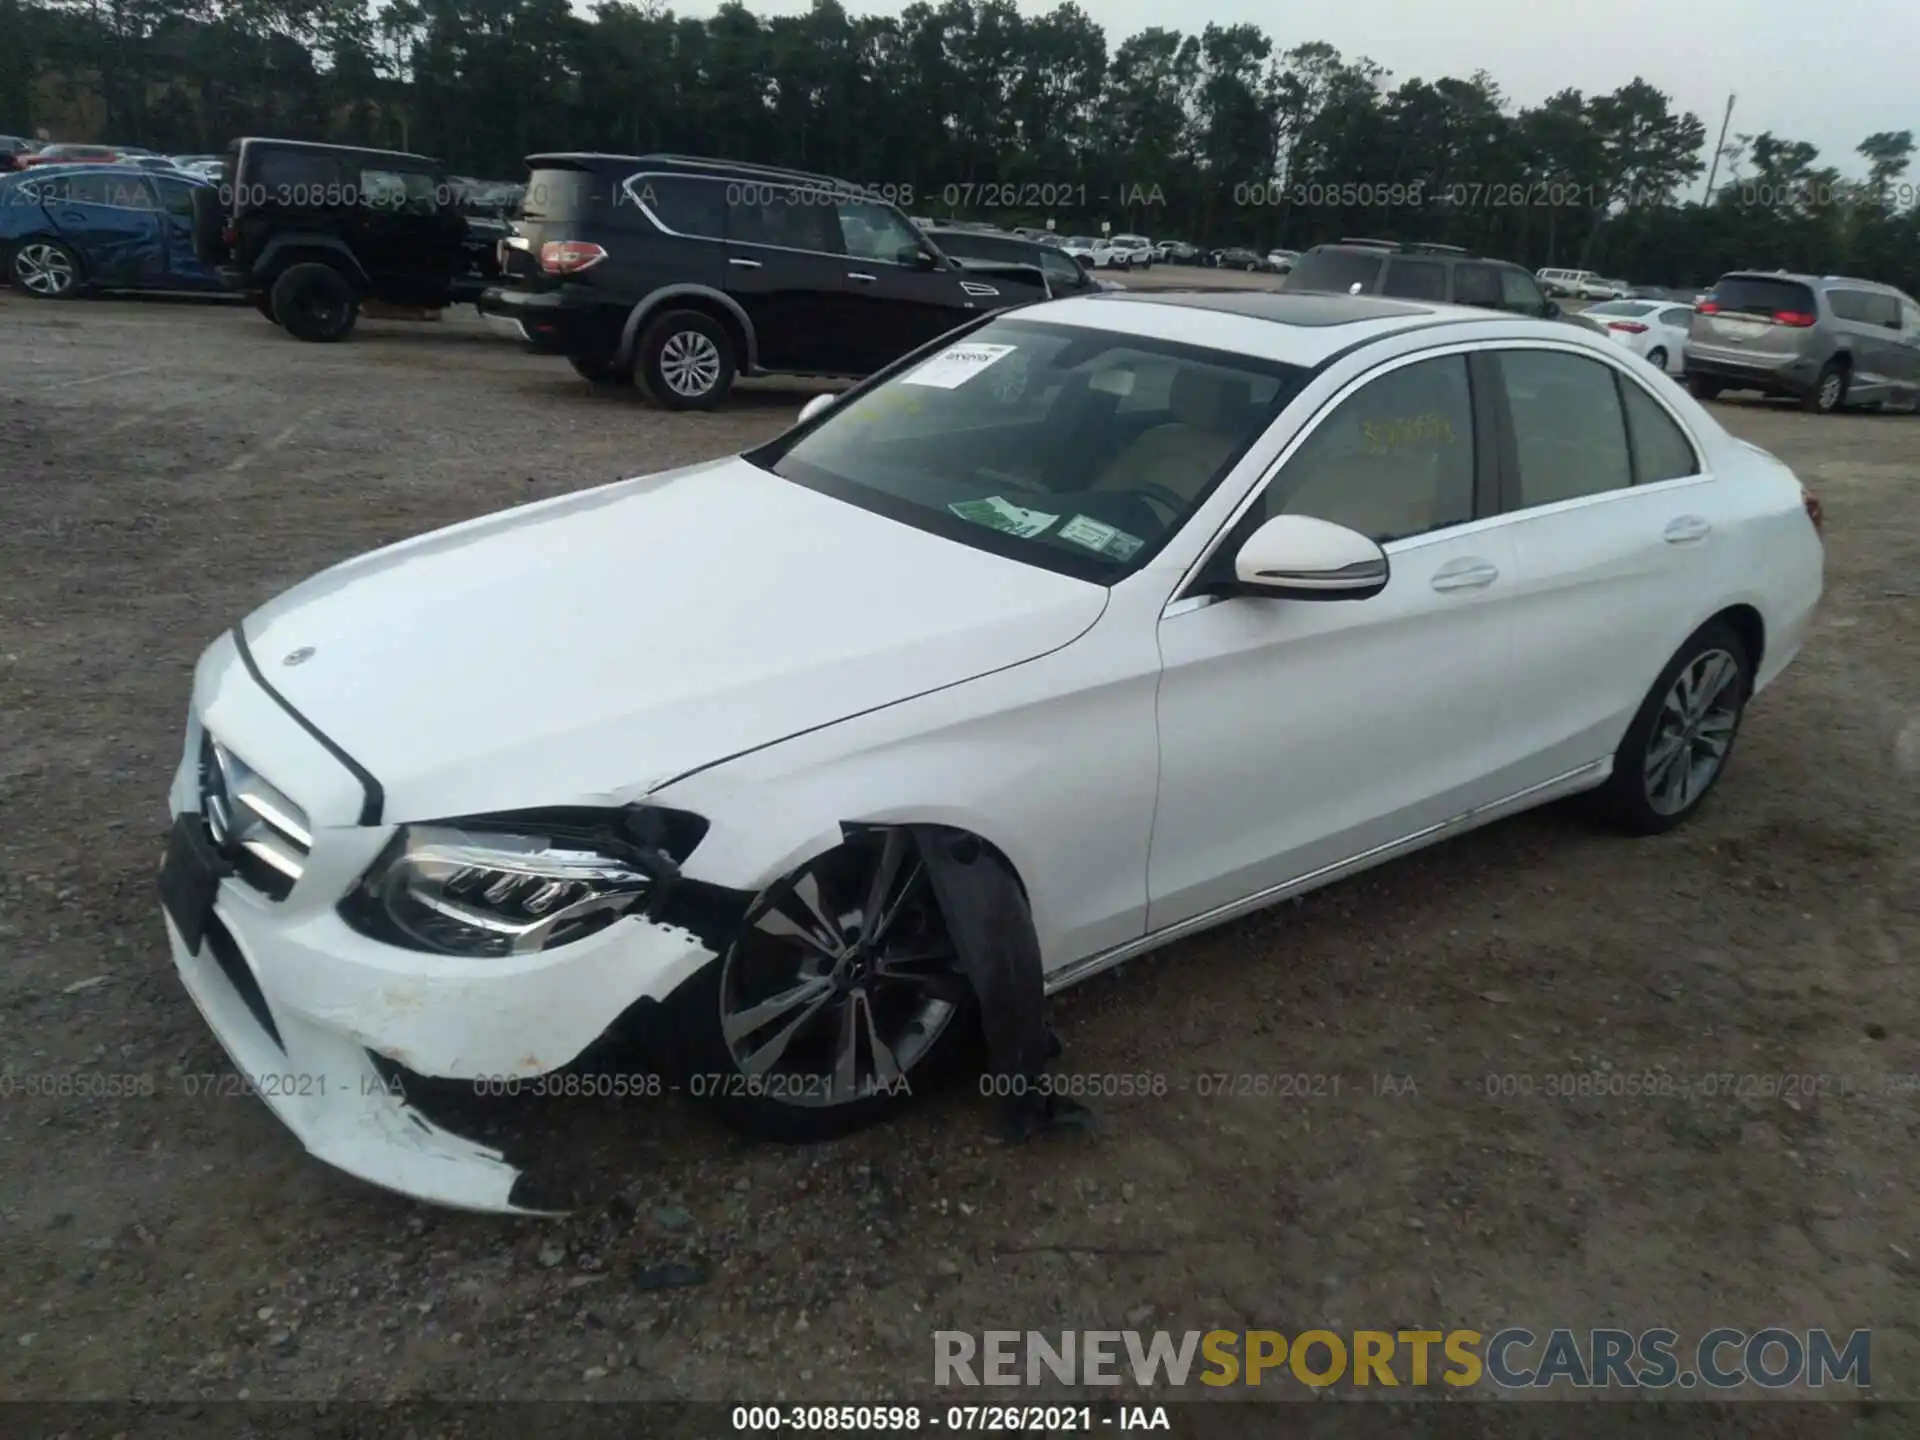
338, 808, 705, 957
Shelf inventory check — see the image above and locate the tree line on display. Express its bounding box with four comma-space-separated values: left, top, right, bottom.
4, 0, 1918, 291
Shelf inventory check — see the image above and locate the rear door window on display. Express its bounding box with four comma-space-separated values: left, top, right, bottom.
1380, 257, 1448, 301
728, 182, 843, 253
1496, 350, 1633, 508
1619, 380, 1700, 484
1709, 276, 1817, 319
1450, 263, 1501, 308
1285, 250, 1384, 294
1859, 292, 1901, 328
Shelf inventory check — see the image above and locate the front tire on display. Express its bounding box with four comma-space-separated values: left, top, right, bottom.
10, 239, 82, 298
672, 828, 976, 1142
269, 263, 358, 342
1599, 621, 1751, 835
636, 308, 735, 410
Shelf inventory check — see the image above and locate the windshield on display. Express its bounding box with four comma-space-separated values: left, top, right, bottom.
1066, 236, 1097, 246
1586, 301, 1656, 317
752, 319, 1307, 583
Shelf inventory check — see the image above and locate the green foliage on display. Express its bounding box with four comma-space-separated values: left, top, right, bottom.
7, 0, 1918, 291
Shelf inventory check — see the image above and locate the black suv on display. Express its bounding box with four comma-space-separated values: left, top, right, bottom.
477, 153, 1051, 408
920, 225, 1103, 298
1283, 238, 1563, 319
191, 137, 500, 342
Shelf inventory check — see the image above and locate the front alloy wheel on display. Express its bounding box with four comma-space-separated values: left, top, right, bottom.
12, 240, 79, 297
688, 829, 972, 1140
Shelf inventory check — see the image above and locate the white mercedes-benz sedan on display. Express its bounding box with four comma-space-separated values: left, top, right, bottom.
159, 291, 1824, 1210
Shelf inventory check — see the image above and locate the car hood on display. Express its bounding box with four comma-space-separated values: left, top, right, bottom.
237, 457, 1106, 824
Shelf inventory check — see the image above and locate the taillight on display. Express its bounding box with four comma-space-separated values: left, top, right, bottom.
1801, 484, 1823, 535
1607, 321, 1649, 333
539, 240, 606, 276
1775, 310, 1816, 327
220, 222, 235, 245
1696, 300, 1719, 314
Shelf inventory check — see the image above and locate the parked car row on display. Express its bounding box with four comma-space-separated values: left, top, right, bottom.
0, 137, 224, 179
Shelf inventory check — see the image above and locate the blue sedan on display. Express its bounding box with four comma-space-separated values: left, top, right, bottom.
2, 164, 227, 298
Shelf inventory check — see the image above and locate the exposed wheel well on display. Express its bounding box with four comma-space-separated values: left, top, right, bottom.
641, 296, 750, 372
1708, 603, 1766, 678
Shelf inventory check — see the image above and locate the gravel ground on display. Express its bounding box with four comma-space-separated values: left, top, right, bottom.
1, 283, 1916, 1406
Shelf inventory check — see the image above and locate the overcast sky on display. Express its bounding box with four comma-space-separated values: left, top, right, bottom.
699, 0, 1914, 182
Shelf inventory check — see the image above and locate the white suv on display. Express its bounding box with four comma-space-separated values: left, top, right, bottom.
1109, 234, 1153, 269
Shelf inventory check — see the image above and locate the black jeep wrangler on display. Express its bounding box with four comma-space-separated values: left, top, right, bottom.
192, 137, 502, 342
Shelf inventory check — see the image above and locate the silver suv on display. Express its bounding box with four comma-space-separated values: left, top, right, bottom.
1685, 271, 1920, 413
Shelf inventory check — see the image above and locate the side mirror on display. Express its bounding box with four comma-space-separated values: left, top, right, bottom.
1230, 514, 1389, 601
1543, 299, 1563, 319
798, 392, 835, 424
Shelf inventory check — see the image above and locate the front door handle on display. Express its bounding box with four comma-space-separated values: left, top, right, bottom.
1430, 557, 1500, 592
728, 257, 762, 270
847, 271, 877, 283
1664, 514, 1711, 544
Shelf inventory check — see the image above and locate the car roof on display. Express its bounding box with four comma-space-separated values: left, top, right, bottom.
525, 151, 856, 191
1719, 269, 1902, 294
6, 163, 206, 183
235, 136, 442, 166
1003, 289, 1573, 366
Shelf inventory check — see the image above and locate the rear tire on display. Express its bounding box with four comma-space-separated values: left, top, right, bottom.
269, 263, 358, 343
1598, 620, 1751, 835
1687, 374, 1722, 401
1646, 346, 1668, 372
10, 239, 82, 298
1805, 360, 1847, 414
635, 308, 735, 410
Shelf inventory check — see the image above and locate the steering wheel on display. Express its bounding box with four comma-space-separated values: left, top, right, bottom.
1132, 483, 1189, 522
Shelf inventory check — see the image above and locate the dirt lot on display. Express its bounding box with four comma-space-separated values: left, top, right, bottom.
2, 282, 1917, 1407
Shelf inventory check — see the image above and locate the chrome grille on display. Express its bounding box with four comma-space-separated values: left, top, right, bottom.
198, 731, 311, 901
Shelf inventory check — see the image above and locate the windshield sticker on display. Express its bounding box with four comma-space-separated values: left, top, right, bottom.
948, 496, 1059, 538
904, 343, 1019, 389
1058, 514, 1145, 561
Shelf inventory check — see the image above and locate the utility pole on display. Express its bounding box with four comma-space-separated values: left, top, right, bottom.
1702, 93, 1736, 202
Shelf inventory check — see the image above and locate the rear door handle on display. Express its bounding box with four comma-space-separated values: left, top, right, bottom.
1664, 515, 1711, 544
847, 272, 876, 283
1430, 557, 1500, 592
728, 257, 762, 270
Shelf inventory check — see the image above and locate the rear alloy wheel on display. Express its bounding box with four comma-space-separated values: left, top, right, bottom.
636, 308, 735, 409
1646, 346, 1668, 371
680, 828, 974, 1142
269, 263, 358, 343
1600, 621, 1751, 834
11, 239, 80, 298
1806, 361, 1847, 414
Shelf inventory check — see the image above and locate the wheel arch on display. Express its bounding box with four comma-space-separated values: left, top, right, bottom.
254, 235, 367, 287
9, 232, 86, 284
617, 285, 758, 373
1707, 601, 1766, 679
